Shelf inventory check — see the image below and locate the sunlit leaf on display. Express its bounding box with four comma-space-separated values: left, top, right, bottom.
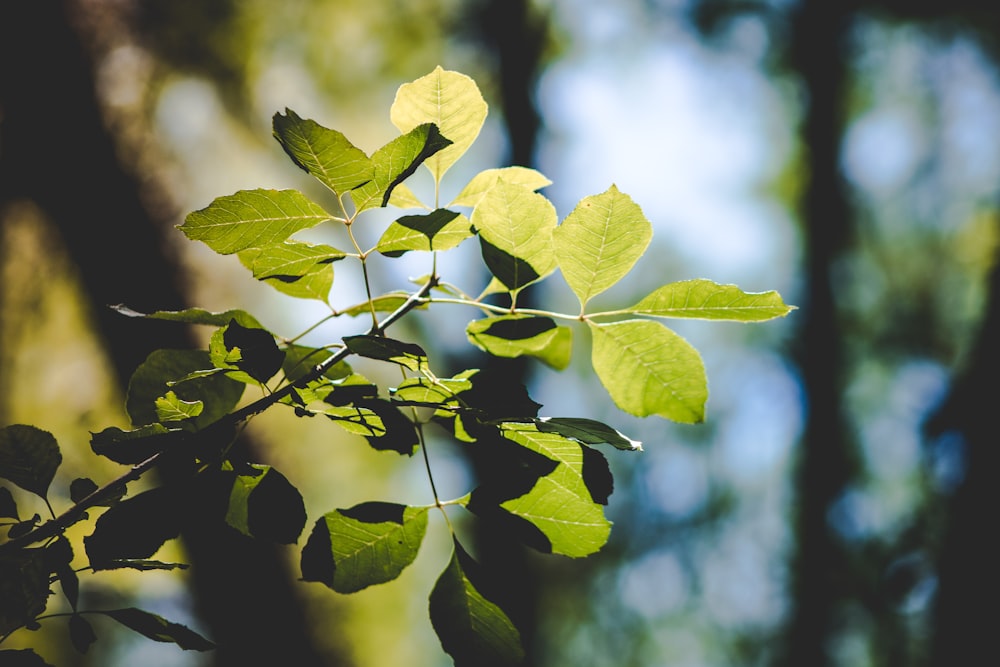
627, 279, 795, 321
0, 425, 61, 500
497, 423, 612, 557
387, 182, 429, 210
180, 189, 332, 255
553, 185, 652, 308
281, 345, 352, 384
451, 167, 551, 208
272, 108, 372, 195
472, 180, 557, 292
376, 209, 474, 256
238, 240, 345, 285
95, 608, 214, 651
429, 540, 524, 667
391, 66, 488, 183
535, 417, 642, 451
208, 320, 285, 384
466, 315, 572, 370
301, 502, 428, 593
154, 391, 204, 423
350, 123, 452, 212
589, 320, 706, 423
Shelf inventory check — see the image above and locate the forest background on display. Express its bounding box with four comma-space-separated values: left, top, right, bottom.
1, 1, 998, 666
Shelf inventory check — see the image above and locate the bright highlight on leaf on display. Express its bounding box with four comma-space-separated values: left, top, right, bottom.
628, 278, 796, 321
451, 166, 551, 208
272, 108, 373, 196
391, 66, 488, 183
554, 185, 652, 309
589, 320, 707, 423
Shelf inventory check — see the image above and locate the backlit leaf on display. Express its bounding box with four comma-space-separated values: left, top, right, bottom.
472, 180, 557, 292
180, 189, 331, 255
154, 391, 204, 423
391, 67, 488, 183
627, 279, 795, 321
466, 315, 572, 370
301, 502, 428, 593
225, 465, 306, 544
272, 108, 372, 195
0, 425, 61, 500
127, 351, 244, 429
589, 320, 707, 423
451, 167, 551, 208
109, 305, 263, 329
344, 335, 428, 372
376, 209, 474, 256
350, 123, 452, 212
429, 540, 524, 667
553, 185, 652, 308
497, 423, 612, 557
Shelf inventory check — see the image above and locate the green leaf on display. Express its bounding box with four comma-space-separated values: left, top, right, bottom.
429, 540, 524, 667
387, 182, 429, 209
497, 423, 612, 557
343, 335, 428, 372
466, 315, 572, 370
154, 391, 204, 423
472, 180, 557, 292
350, 123, 452, 212
300, 502, 428, 593
0, 425, 61, 500
272, 108, 373, 195
96, 608, 214, 651
179, 189, 332, 255
108, 305, 263, 329
237, 241, 345, 302
225, 465, 306, 544
451, 167, 551, 208
281, 344, 352, 384
126, 350, 245, 429
391, 66, 488, 183
376, 209, 474, 257
553, 185, 652, 308
535, 417, 642, 451
340, 292, 418, 317
627, 279, 795, 321
589, 320, 707, 423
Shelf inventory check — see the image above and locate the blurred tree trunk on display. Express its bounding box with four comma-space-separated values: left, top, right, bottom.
780, 3, 860, 665
0, 2, 346, 665
924, 236, 1000, 666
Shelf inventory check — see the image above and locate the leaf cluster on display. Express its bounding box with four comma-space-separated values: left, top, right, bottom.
0, 67, 792, 666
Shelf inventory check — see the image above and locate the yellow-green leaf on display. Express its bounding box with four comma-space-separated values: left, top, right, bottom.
451, 166, 551, 208
466, 315, 571, 370
272, 109, 372, 195
553, 185, 652, 308
589, 320, 707, 423
390, 66, 488, 183
628, 279, 795, 321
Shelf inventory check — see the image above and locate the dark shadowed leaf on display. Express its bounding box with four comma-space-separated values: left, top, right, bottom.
126, 350, 245, 429
90, 424, 182, 465
0, 547, 50, 637
217, 319, 286, 384
343, 335, 428, 372
535, 417, 642, 451
84, 488, 180, 571
0, 425, 61, 500
0, 650, 56, 666
225, 465, 306, 544
109, 305, 263, 329
0, 486, 17, 519
429, 540, 524, 667
69, 478, 99, 504
96, 608, 214, 651
68, 614, 97, 654
301, 502, 428, 593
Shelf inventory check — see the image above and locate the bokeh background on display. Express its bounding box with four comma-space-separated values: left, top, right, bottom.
2, 1, 998, 666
